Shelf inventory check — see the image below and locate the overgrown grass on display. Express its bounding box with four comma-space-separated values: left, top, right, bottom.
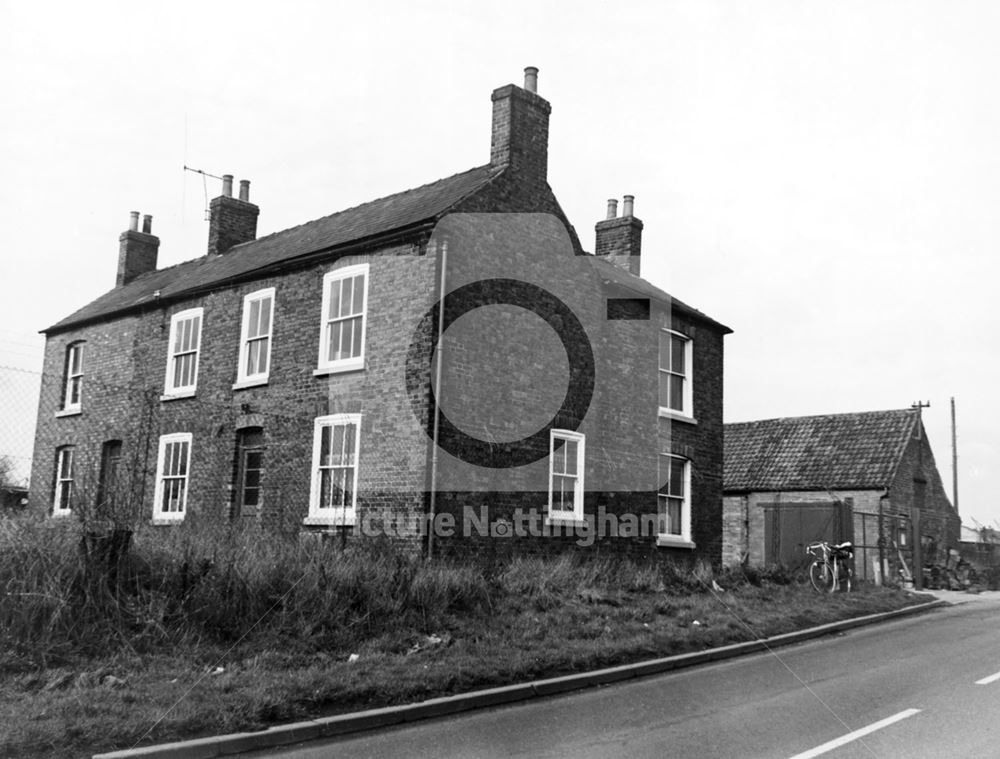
1, 517, 496, 667
1, 515, 933, 758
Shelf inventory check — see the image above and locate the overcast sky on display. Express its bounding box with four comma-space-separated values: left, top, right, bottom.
2, 1, 996, 528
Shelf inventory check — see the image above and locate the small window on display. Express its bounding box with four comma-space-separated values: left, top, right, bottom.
658, 329, 692, 417
317, 264, 368, 373
153, 433, 192, 521
53, 446, 75, 516
548, 430, 585, 521
62, 343, 84, 412
307, 414, 361, 525
235, 428, 265, 517
236, 289, 275, 386
164, 308, 203, 397
657, 454, 692, 544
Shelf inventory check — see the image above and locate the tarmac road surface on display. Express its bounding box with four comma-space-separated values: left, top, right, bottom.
249, 591, 1000, 759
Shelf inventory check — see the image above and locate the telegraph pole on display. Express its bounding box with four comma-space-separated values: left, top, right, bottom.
951, 396, 959, 515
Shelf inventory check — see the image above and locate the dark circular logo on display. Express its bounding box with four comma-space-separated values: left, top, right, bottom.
406, 279, 595, 468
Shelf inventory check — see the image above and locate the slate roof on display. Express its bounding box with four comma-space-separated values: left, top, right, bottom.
47, 164, 504, 333
46, 160, 731, 337
724, 409, 919, 491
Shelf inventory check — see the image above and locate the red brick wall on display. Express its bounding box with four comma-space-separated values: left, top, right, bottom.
31, 241, 438, 537
31, 174, 727, 562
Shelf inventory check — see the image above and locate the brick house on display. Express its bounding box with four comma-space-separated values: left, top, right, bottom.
723, 408, 960, 585
29, 68, 731, 561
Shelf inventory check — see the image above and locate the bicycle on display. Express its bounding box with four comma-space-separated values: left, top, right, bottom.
806, 541, 853, 593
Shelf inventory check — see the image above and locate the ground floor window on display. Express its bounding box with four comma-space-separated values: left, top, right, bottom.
307, 414, 360, 525
154, 433, 192, 521
53, 446, 74, 516
548, 429, 585, 521
657, 454, 691, 544
235, 428, 265, 517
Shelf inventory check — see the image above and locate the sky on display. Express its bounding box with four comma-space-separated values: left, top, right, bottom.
1, 1, 997, 527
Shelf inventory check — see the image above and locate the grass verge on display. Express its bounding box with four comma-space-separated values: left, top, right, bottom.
1, 518, 933, 758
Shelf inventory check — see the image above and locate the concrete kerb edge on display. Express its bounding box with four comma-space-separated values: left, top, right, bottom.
92, 599, 946, 759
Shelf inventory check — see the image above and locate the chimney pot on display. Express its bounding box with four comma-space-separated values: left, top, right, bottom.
523, 66, 539, 93
118, 211, 159, 286
207, 177, 260, 255
595, 198, 643, 277
490, 69, 551, 185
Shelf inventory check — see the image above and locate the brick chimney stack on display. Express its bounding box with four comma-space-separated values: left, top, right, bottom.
207, 174, 259, 256
116, 210, 160, 286
490, 66, 551, 190
595, 195, 643, 276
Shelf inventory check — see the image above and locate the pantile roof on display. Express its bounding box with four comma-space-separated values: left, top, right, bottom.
724, 409, 919, 491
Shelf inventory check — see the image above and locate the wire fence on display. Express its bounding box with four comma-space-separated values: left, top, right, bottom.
0, 364, 40, 490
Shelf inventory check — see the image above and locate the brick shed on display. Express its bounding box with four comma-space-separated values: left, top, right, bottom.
723, 408, 960, 585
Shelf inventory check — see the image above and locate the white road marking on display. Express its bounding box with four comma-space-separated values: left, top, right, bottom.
975, 671, 1000, 685
787, 709, 922, 759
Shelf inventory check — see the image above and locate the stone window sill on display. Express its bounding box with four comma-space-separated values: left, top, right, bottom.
658, 409, 698, 425
656, 536, 696, 549
161, 389, 196, 402
233, 377, 269, 391
545, 516, 588, 528
313, 359, 364, 377
303, 515, 356, 527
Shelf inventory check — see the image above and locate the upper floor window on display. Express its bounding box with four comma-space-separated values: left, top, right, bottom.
52, 446, 75, 516
62, 342, 84, 412
153, 433, 192, 521
164, 308, 203, 397
235, 288, 275, 387
317, 264, 368, 374
307, 414, 361, 525
548, 429, 585, 522
657, 454, 692, 546
658, 329, 692, 418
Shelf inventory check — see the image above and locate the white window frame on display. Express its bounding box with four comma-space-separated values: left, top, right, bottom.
658, 328, 694, 422
305, 413, 361, 526
315, 264, 369, 375
163, 308, 204, 399
60, 342, 84, 414
234, 288, 275, 388
657, 454, 693, 547
52, 446, 74, 517
152, 433, 192, 522
547, 429, 585, 523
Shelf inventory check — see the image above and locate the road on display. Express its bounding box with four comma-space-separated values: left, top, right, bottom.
252, 592, 1000, 758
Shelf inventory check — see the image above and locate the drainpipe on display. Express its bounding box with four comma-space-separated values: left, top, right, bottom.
427, 240, 448, 561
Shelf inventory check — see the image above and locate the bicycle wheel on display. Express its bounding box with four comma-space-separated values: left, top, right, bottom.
809, 560, 835, 592
837, 559, 852, 592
